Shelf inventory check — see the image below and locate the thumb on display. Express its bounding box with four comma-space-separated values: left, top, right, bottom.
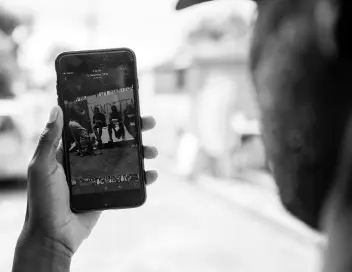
31, 106, 63, 167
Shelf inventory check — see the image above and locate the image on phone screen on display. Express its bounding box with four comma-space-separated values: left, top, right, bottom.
58, 52, 142, 196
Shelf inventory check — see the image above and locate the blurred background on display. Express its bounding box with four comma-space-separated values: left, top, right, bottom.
0, 0, 325, 271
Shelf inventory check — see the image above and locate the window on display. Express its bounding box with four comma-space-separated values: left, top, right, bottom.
176, 69, 186, 90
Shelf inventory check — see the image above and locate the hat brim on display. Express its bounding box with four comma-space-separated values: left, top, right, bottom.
175, 0, 213, 10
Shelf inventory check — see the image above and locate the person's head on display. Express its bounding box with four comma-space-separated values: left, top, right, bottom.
176, 0, 350, 230
111, 105, 117, 112
94, 106, 100, 114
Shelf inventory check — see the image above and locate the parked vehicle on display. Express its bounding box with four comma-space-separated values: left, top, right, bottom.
0, 92, 54, 182
0, 99, 28, 181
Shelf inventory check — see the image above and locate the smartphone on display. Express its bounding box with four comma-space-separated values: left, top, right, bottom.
55, 48, 146, 212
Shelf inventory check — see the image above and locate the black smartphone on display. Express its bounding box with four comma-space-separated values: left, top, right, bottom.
55, 48, 146, 212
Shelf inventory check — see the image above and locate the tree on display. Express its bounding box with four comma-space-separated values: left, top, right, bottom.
0, 6, 30, 98
187, 11, 249, 44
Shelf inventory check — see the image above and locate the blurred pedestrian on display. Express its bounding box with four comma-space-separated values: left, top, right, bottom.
196, 72, 237, 178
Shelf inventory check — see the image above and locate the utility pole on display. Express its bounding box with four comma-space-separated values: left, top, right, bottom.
85, 0, 99, 48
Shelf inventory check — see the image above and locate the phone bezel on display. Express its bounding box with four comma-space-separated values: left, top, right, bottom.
55, 48, 146, 212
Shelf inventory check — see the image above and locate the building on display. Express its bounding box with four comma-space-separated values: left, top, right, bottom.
141, 34, 262, 167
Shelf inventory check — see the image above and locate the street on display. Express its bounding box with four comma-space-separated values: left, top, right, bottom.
0, 159, 323, 272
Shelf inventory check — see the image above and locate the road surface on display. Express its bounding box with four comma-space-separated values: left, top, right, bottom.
0, 163, 322, 272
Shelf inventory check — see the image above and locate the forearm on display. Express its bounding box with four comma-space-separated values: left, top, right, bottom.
12, 233, 72, 272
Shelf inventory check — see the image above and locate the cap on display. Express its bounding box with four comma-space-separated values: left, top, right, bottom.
176, 0, 257, 10
175, 0, 213, 10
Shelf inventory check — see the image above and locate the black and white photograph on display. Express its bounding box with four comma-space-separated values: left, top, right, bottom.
61, 59, 140, 194
1, 0, 347, 271
67, 91, 140, 195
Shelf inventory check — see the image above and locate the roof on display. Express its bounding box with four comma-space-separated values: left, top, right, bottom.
153, 35, 250, 72
191, 37, 250, 64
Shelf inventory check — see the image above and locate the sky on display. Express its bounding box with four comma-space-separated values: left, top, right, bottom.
0, 0, 256, 82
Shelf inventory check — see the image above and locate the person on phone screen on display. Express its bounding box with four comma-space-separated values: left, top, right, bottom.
92, 106, 106, 149
63, 74, 93, 155
123, 102, 137, 139
67, 101, 95, 157
108, 105, 125, 142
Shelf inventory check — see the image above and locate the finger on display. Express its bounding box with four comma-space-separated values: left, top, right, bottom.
141, 116, 156, 132
56, 140, 64, 166
145, 170, 158, 185
143, 146, 158, 159
29, 106, 63, 175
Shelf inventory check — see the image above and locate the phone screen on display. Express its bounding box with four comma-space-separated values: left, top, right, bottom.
57, 50, 144, 200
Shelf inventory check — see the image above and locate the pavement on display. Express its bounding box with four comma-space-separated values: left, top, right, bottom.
195, 171, 325, 246
0, 157, 324, 272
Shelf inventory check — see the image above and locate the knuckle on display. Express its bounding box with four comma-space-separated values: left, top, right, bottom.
38, 128, 51, 144
28, 160, 40, 175
28, 158, 45, 177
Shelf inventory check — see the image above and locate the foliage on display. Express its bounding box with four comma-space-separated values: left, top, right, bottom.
187, 11, 250, 44
0, 6, 29, 98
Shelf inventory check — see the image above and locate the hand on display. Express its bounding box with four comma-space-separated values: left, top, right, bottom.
17, 105, 158, 257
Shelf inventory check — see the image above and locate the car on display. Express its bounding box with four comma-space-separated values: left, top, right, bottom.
0, 99, 27, 181
0, 94, 49, 182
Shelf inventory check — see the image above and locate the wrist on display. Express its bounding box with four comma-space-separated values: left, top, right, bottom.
12, 228, 72, 272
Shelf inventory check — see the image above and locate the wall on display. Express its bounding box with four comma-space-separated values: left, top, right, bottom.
86, 90, 134, 130
154, 71, 177, 94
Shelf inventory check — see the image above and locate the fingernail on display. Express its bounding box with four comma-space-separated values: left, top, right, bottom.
48, 106, 59, 124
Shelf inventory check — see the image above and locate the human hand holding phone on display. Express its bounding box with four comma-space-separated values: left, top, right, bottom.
12, 106, 158, 272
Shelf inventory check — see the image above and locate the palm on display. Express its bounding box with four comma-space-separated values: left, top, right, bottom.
29, 158, 101, 253
25, 108, 157, 256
